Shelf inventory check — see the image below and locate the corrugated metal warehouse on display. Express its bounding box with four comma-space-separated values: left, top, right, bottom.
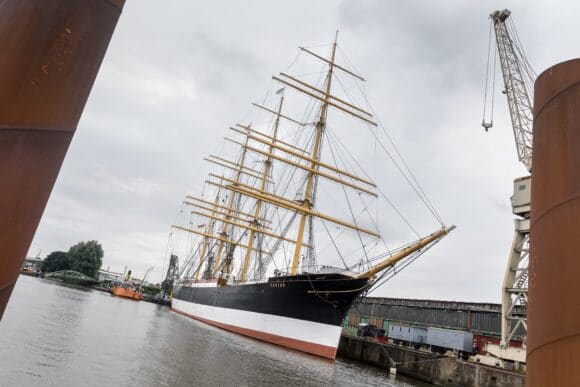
349, 297, 525, 340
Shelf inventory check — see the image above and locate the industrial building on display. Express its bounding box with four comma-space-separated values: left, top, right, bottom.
345, 297, 525, 344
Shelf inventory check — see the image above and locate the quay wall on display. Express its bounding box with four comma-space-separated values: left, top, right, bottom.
338, 335, 525, 387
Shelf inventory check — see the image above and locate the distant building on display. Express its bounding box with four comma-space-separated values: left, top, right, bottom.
22, 257, 43, 272
97, 268, 124, 282
128, 278, 155, 287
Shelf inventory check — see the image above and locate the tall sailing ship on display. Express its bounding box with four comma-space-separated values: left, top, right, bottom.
170, 35, 454, 360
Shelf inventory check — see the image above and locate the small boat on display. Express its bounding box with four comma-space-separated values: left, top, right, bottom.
20, 267, 41, 277
111, 282, 142, 301
111, 267, 153, 301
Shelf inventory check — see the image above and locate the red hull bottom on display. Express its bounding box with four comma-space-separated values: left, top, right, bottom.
172, 308, 337, 359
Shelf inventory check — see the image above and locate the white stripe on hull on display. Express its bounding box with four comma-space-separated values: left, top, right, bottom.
190, 282, 218, 288
172, 298, 342, 354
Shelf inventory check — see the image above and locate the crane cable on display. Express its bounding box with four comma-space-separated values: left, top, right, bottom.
482, 19, 497, 131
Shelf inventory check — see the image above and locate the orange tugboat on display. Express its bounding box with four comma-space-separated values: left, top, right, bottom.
111, 282, 142, 301
111, 267, 153, 301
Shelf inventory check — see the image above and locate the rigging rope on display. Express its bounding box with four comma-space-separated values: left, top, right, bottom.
251, 210, 298, 280
326, 128, 392, 254
181, 40, 450, 280
319, 218, 349, 270
338, 45, 442, 225
333, 70, 445, 227
285, 49, 302, 73
329, 129, 420, 238
327, 132, 371, 266
361, 88, 445, 227
366, 237, 441, 296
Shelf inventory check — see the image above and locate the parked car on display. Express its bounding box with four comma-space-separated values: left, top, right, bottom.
357, 323, 385, 339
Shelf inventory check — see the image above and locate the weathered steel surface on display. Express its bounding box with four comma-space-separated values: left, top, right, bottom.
0, 0, 125, 320
528, 58, 580, 386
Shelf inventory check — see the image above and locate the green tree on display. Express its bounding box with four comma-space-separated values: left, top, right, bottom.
41, 251, 70, 273
68, 241, 104, 278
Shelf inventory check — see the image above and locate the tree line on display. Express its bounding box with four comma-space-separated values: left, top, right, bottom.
41, 241, 104, 278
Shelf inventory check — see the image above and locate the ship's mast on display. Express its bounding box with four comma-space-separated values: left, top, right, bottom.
212, 127, 252, 276
173, 128, 255, 280
290, 32, 337, 275
240, 96, 285, 281
173, 36, 455, 284
192, 193, 221, 279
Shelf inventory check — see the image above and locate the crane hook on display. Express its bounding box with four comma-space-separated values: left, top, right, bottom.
482, 19, 496, 134
482, 120, 493, 132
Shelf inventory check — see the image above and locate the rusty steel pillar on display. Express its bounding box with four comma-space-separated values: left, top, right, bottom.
0, 0, 125, 320
528, 58, 580, 386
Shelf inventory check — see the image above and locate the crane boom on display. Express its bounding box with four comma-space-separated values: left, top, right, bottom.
491, 9, 534, 172
485, 9, 533, 362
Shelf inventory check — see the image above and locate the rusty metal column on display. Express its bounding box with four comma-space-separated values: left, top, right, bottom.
0, 0, 125, 320
528, 58, 580, 386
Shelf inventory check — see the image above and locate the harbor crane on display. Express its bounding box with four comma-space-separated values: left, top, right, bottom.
162, 254, 179, 296
482, 9, 535, 360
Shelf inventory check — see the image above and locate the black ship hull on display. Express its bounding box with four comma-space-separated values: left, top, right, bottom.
172, 273, 370, 359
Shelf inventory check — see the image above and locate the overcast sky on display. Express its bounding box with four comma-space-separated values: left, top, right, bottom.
28, 0, 580, 302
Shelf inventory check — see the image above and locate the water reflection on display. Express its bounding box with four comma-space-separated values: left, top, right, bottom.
0, 276, 425, 386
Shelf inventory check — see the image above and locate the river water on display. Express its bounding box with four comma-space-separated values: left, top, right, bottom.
0, 276, 426, 386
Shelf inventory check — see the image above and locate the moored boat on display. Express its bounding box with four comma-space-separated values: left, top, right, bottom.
111, 282, 143, 301
111, 267, 153, 301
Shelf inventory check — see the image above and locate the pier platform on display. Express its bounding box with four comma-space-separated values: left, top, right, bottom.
338, 335, 524, 386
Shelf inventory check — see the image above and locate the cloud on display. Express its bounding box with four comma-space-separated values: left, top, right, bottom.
29, 0, 576, 303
